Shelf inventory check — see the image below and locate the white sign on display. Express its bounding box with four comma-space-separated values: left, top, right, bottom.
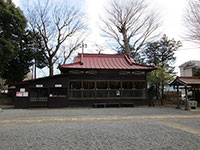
36, 84, 43, 88
55, 84, 62, 87
16, 92, 29, 97
20, 88, 25, 92
23, 92, 28, 97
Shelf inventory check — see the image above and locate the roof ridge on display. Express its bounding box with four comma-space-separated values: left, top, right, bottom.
78, 53, 124, 57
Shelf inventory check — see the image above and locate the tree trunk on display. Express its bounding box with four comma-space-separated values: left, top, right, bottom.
121, 27, 131, 56
155, 85, 159, 100
161, 83, 164, 105
155, 84, 163, 105
49, 61, 54, 76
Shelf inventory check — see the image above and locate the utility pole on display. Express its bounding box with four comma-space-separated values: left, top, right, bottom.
80, 42, 87, 65
81, 42, 87, 54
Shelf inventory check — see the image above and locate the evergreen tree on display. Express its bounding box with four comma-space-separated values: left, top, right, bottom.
0, 0, 26, 76
2, 30, 47, 84
0, 0, 44, 84
143, 34, 182, 105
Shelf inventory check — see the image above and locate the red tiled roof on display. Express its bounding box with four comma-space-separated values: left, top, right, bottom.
58, 53, 156, 71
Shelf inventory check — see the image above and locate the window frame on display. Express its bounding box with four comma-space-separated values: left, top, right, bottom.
69, 80, 146, 99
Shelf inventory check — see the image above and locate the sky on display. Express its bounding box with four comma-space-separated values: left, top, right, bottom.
12, 0, 200, 76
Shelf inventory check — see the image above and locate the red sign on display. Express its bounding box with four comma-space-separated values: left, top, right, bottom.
16, 92, 20, 97
16, 92, 28, 97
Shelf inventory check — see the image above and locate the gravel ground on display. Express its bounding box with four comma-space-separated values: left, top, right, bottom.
0, 107, 200, 150
0, 121, 200, 150
172, 119, 200, 130
0, 107, 199, 119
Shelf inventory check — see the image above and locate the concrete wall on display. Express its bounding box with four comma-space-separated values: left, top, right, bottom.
180, 67, 193, 76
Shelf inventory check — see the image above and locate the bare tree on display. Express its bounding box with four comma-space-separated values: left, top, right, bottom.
57, 36, 85, 65
94, 43, 105, 54
26, 0, 85, 76
183, 0, 200, 44
101, 0, 160, 57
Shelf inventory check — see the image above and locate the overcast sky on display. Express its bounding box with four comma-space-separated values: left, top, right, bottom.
12, 0, 200, 76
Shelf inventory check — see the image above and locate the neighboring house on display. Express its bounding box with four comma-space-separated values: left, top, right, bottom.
179, 60, 200, 76
13, 53, 156, 108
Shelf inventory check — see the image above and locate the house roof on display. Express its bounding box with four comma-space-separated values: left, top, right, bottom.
12, 74, 66, 86
170, 76, 200, 86
179, 60, 200, 68
58, 53, 156, 71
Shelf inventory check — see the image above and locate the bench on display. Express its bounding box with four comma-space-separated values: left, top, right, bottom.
94, 103, 106, 108
121, 102, 135, 107
107, 103, 120, 107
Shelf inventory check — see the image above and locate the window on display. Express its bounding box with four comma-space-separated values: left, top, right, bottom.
83, 90, 95, 98
122, 81, 133, 97
122, 81, 133, 89
97, 81, 108, 89
70, 81, 81, 89
30, 88, 48, 102
109, 81, 121, 97
70, 81, 95, 98
70, 81, 82, 98
83, 81, 95, 98
135, 90, 145, 97
96, 81, 109, 97
69, 80, 146, 99
30, 88, 48, 97
110, 81, 120, 89
110, 90, 121, 97
96, 90, 108, 97
122, 90, 134, 97
71, 90, 82, 98
83, 81, 95, 89
134, 81, 146, 98
134, 81, 145, 89
121, 81, 146, 98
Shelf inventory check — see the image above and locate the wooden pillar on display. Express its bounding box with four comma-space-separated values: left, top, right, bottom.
176, 84, 181, 109
193, 87, 196, 101
185, 85, 188, 110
